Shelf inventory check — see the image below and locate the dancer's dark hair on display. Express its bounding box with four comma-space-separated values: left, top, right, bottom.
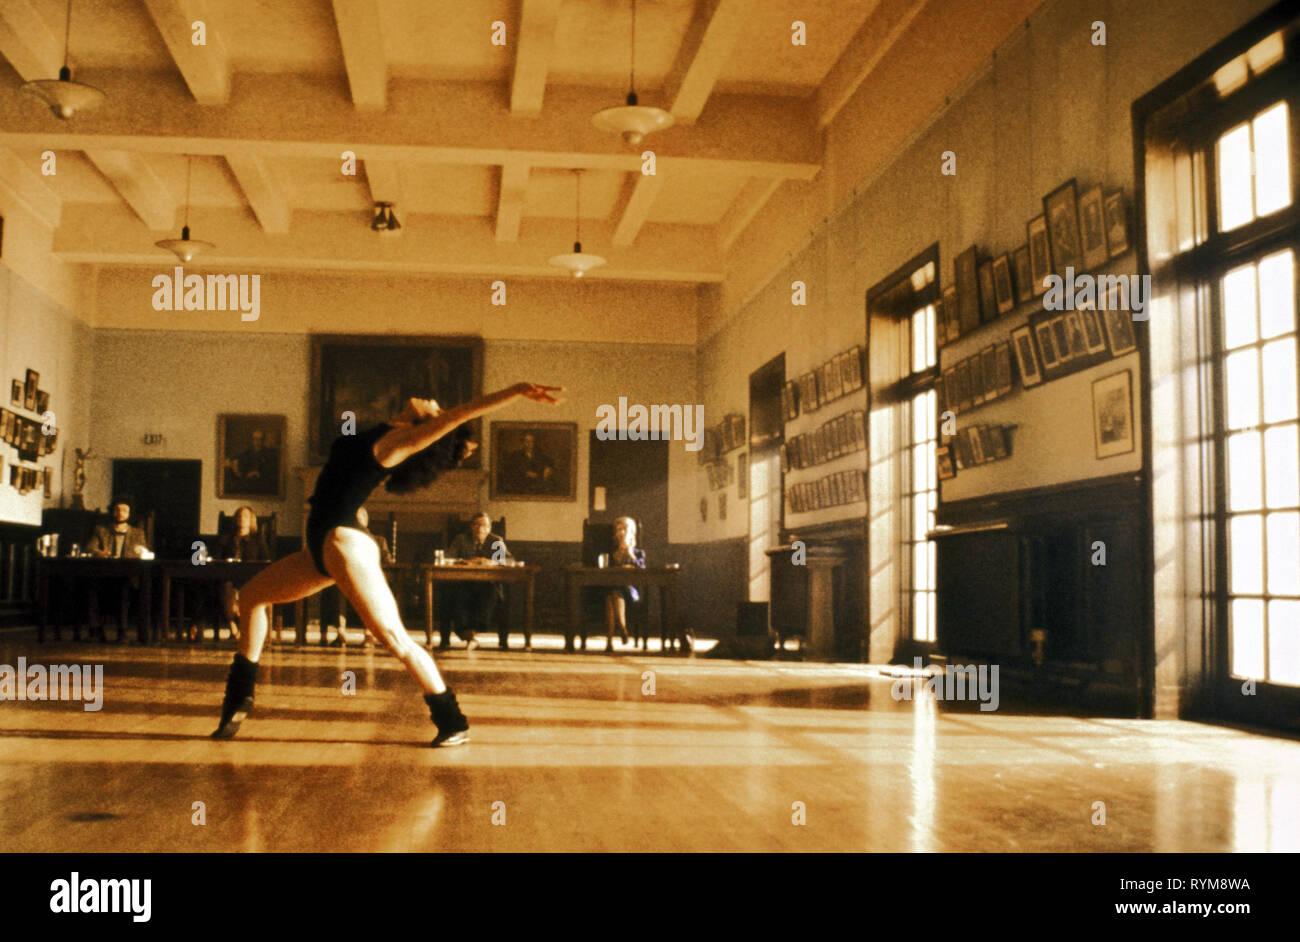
384, 423, 474, 494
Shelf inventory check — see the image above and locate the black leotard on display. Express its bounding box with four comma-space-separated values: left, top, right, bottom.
305, 423, 393, 576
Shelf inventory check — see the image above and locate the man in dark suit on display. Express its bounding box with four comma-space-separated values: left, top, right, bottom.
503, 433, 556, 494
444, 513, 512, 650
89, 496, 150, 558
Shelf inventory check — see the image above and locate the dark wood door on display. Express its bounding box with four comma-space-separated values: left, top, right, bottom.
111, 460, 202, 559
587, 433, 668, 564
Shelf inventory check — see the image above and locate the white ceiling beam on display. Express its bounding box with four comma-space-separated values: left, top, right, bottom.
225, 153, 290, 233
83, 150, 177, 232
509, 0, 562, 116
660, 0, 748, 125
495, 161, 530, 243
0, 148, 62, 229
816, 0, 929, 128
140, 0, 230, 104
0, 0, 61, 81
716, 177, 782, 251
611, 172, 662, 247
331, 0, 388, 110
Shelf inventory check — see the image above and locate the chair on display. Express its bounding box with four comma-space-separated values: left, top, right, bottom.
580, 518, 648, 648
208, 510, 279, 643
82, 507, 155, 641
436, 516, 509, 647
215, 511, 277, 558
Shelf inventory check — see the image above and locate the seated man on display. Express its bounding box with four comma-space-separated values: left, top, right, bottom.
89, 496, 149, 558
445, 513, 511, 650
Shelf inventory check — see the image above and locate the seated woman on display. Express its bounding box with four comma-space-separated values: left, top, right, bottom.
604, 516, 646, 652
216, 506, 271, 641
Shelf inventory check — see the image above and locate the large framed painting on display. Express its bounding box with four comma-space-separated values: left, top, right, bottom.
218, 413, 286, 498
309, 334, 484, 464
490, 421, 577, 502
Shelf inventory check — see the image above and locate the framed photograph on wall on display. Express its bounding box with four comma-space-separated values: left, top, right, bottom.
936, 444, 956, 480
1011, 245, 1033, 305
941, 286, 959, 345
9, 380, 20, 406
1078, 185, 1108, 270
1102, 304, 1138, 356
490, 421, 577, 502
995, 342, 1013, 396
1011, 325, 1043, 388
1044, 179, 1084, 276
954, 246, 981, 334
977, 259, 998, 324
1104, 188, 1130, 257
43, 467, 52, 498
781, 382, 798, 421
1035, 321, 1060, 371
966, 426, 987, 465
737, 452, 748, 500
218, 413, 286, 499
23, 370, 39, 411
992, 254, 1015, 315
1063, 312, 1090, 359
1050, 316, 1074, 364
956, 359, 974, 411
34, 389, 49, 414
969, 355, 985, 406
1093, 370, 1135, 459
952, 430, 972, 469
981, 346, 999, 400
1027, 215, 1052, 296
846, 346, 864, 390
1080, 306, 1109, 354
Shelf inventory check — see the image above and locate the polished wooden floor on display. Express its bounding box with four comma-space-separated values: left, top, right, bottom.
1, 628, 1298, 852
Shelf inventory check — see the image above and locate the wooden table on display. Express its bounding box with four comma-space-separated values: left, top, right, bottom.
422, 563, 537, 649
158, 559, 285, 645
37, 557, 154, 643
563, 565, 681, 652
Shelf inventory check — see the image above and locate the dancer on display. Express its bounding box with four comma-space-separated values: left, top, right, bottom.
211, 381, 562, 746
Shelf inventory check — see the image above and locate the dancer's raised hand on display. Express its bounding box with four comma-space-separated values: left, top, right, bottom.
514, 382, 564, 404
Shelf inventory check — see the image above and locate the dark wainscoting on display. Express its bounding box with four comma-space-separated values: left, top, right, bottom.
504, 537, 748, 638
934, 473, 1149, 715
0, 520, 40, 627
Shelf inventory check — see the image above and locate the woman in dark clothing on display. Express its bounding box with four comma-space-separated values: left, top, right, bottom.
211, 382, 561, 746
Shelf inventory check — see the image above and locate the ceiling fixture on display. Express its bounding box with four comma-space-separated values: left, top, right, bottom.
19, 0, 105, 119
548, 170, 605, 278
592, 0, 673, 146
370, 201, 401, 234
155, 155, 215, 264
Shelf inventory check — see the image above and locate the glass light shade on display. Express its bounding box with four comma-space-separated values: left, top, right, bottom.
592, 92, 674, 146
20, 67, 105, 119
155, 226, 215, 264
548, 242, 606, 278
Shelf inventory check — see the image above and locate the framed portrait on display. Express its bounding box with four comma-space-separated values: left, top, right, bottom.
936, 444, 956, 480
1093, 370, 1135, 459
1011, 245, 1033, 305
956, 359, 974, 411
1080, 306, 1109, 354
1044, 179, 1084, 276
18, 419, 39, 462
981, 346, 999, 400
218, 413, 286, 499
1035, 321, 1060, 370
1063, 312, 1090, 359
0, 409, 11, 442
954, 246, 981, 334
941, 286, 959, 345
966, 426, 987, 465
1078, 185, 1108, 270
1011, 326, 1043, 388
781, 381, 798, 421
24, 369, 39, 411
845, 347, 864, 390
309, 334, 483, 465
979, 426, 1002, 461
995, 342, 1013, 396
1027, 215, 1052, 296
1050, 316, 1074, 363
43, 467, 52, 498
969, 355, 985, 406
490, 421, 576, 502
1104, 189, 1130, 257
34, 389, 49, 414
1102, 305, 1137, 356
977, 259, 998, 324
942, 367, 957, 412
9, 380, 20, 406
952, 430, 972, 469
992, 254, 1015, 315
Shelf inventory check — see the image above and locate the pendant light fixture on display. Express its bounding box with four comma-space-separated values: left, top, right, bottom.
548, 170, 605, 278
592, 0, 673, 146
156, 156, 215, 264
370, 201, 401, 234
20, 0, 105, 119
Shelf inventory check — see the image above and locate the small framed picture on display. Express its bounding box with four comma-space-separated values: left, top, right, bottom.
935, 377, 947, 416
967, 426, 987, 465
1044, 179, 1084, 276
1011, 326, 1043, 388
955, 246, 981, 334
995, 342, 1013, 395
1064, 312, 1090, 359
1027, 215, 1053, 296
969, 355, 985, 405
845, 347, 864, 390
23, 369, 39, 411
1093, 370, 1135, 459
957, 359, 975, 410
1079, 185, 1108, 270
1080, 306, 1109, 354
936, 444, 956, 480
952, 430, 973, 469
1035, 321, 1060, 370
981, 346, 999, 400
781, 382, 798, 421
1050, 316, 1074, 363
0, 409, 10, 442
941, 286, 959, 345
1104, 188, 1130, 257
9, 380, 20, 405
737, 452, 748, 499
943, 367, 958, 412
977, 259, 998, 323
34, 389, 49, 414
979, 425, 1002, 461
1102, 303, 1138, 356
990, 426, 1010, 459
42, 467, 52, 498
992, 254, 1015, 315
1011, 245, 1033, 305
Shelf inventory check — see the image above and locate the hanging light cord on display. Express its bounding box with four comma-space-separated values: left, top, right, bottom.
629, 0, 636, 94
63, 0, 72, 69
575, 171, 582, 243
184, 155, 193, 230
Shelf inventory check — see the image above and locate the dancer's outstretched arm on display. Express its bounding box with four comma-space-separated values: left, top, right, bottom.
374, 382, 562, 467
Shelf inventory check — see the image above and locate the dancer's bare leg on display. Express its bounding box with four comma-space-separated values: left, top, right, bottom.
236, 550, 334, 662
322, 528, 447, 694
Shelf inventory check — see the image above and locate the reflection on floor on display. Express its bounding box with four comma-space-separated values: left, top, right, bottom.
1, 629, 1297, 852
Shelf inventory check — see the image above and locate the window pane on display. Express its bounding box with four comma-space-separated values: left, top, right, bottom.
1261, 340, 1299, 424
925, 304, 937, 369
913, 495, 929, 541
1264, 424, 1300, 509
1268, 601, 1300, 686
912, 393, 929, 442
1230, 514, 1264, 595
927, 590, 936, 643
912, 444, 928, 492
914, 544, 928, 591
1217, 122, 1254, 231
1222, 264, 1259, 350
1225, 348, 1261, 429
1258, 250, 1295, 340
1228, 431, 1263, 511
914, 591, 931, 642
912, 310, 926, 374
1253, 101, 1291, 218
1231, 598, 1266, 678
1266, 512, 1300, 595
